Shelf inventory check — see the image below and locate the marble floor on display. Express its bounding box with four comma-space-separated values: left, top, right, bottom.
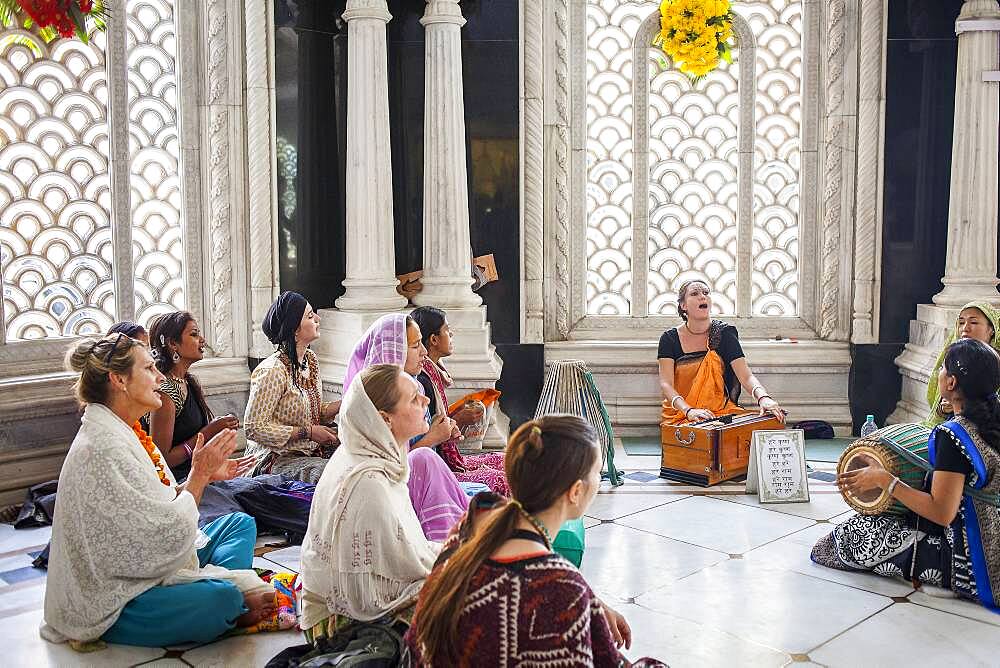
1, 444, 999, 667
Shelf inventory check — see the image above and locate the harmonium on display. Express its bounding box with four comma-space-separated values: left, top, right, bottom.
660, 411, 785, 486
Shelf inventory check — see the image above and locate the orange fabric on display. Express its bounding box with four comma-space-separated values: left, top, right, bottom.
447, 389, 501, 415
491, 552, 550, 563
661, 349, 744, 426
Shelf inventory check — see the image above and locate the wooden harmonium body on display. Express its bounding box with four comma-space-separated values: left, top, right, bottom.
660, 411, 785, 486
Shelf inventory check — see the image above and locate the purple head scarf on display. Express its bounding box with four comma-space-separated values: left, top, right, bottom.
342, 314, 408, 392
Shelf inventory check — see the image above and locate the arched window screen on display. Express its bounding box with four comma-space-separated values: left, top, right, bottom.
0, 0, 184, 342
585, 0, 802, 319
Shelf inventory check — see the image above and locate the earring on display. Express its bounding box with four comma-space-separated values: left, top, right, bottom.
172, 351, 180, 363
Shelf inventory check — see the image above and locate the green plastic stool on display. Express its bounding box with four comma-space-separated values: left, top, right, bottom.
552, 517, 586, 567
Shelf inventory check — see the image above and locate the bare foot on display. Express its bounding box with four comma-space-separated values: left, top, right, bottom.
236, 589, 277, 627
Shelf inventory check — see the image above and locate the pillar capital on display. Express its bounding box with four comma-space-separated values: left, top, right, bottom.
343, 0, 391, 23
421, 0, 466, 27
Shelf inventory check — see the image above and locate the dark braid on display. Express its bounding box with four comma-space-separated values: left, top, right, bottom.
280, 339, 303, 387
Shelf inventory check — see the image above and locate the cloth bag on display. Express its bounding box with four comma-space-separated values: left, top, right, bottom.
552, 518, 586, 568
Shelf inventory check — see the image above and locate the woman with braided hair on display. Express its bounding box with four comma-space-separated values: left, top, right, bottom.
243, 292, 341, 482
404, 415, 666, 667
813, 338, 1000, 612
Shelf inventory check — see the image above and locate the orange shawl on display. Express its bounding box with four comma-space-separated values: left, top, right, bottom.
661, 349, 744, 426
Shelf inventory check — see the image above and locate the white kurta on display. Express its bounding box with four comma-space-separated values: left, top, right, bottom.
41, 403, 265, 643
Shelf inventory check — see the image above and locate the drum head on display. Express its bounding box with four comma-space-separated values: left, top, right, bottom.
837, 444, 890, 513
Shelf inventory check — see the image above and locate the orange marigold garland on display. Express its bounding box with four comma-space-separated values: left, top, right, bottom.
132, 420, 171, 487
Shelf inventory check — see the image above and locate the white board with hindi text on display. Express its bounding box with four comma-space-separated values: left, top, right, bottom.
746, 429, 809, 503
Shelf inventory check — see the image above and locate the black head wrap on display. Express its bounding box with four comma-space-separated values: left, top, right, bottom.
263, 291, 308, 345
263, 292, 309, 381
107, 321, 146, 339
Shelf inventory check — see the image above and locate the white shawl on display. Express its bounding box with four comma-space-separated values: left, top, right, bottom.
299, 374, 438, 627
41, 403, 268, 643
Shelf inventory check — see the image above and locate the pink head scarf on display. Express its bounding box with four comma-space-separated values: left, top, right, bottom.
342, 314, 408, 393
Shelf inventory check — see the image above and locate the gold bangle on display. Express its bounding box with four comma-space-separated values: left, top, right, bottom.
670, 395, 684, 410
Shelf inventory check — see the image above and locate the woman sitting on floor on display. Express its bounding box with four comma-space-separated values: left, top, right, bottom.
342, 314, 469, 540
658, 279, 785, 425
404, 415, 666, 667
813, 338, 1000, 611
924, 301, 1000, 428
410, 306, 509, 496
42, 334, 275, 648
147, 311, 245, 481
299, 364, 442, 641
243, 292, 340, 482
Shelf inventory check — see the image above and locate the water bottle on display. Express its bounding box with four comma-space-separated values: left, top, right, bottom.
860, 414, 878, 437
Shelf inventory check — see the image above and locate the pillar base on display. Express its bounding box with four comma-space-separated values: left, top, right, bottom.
315, 305, 506, 448
932, 279, 1000, 307
335, 282, 407, 312
888, 302, 1000, 424
411, 278, 483, 308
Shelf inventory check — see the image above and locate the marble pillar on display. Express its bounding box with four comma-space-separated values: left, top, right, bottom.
316, 1, 503, 450
412, 0, 481, 308
335, 0, 406, 312
933, 0, 1000, 306
890, 0, 1000, 423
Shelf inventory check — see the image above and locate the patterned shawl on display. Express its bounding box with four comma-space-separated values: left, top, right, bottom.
928, 416, 1000, 612
42, 404, 267, 643
925, 301, 1000, 427
342, 314, 408, 393
299, 370, 437, 627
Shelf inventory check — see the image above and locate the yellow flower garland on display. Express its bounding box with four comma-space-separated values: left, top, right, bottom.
655, 0, 735, 79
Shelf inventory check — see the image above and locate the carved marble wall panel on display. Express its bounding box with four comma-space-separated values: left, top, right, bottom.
582, 0, 803, 320
127, 0, 186, 323
0, 32, 116, 340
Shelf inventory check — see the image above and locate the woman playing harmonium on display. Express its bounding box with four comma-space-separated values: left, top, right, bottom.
813, 338, 1000, 611
658, 279, 785, 425
924, 301, 1000, 428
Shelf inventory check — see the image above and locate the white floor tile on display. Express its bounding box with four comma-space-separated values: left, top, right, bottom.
260, 545, 301, 573
579, 524, 727, 599
0, 579, 45, 616
0, 524, 51, 555
618, 496, 814, 554
2, 607, 163, 667
182, 628, 302, 667
584, 517, 602, 529
252, 556, 279, 571
743, 523, 915, 598
615, 602, 790, 668
908, 590, 1000, 628
709, 489, 850, 521
585, 493, 689, 521
636, 560, 893, 653
810, 603, 1000, 666
0, 552, 37, 573
135, 660, 188, 667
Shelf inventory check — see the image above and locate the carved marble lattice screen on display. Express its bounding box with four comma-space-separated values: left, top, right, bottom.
0, 2, 185, 342
585, 0, 802, 317
127, 0, 185, 323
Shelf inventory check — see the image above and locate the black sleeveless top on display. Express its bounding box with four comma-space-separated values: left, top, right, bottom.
160, 378, 209, 481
